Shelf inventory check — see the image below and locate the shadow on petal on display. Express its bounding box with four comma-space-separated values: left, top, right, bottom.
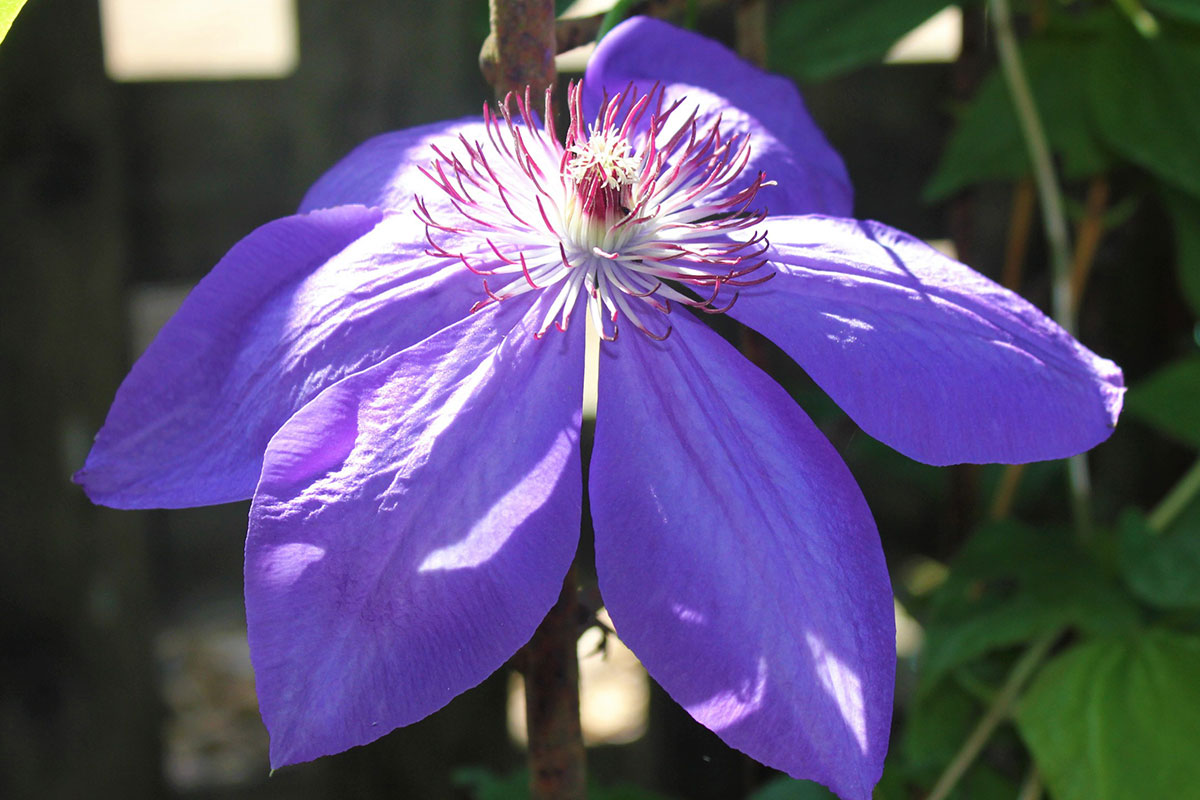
732, 214, 1124, 466
246, 301, 586, 767
420, 427, 580, 573
591, 310, 893, 800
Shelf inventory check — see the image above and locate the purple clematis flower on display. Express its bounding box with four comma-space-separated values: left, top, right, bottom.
75, 17, 1123, 800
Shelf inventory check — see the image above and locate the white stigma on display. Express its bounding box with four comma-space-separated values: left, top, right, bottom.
416, 82, 774, 342
567, 130, 642, 189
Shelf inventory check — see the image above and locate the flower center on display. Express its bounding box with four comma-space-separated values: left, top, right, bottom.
567, 129, 641, 223
417, 82, 774, 341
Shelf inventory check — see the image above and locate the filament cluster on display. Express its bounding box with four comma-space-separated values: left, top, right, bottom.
417, 81, 774, 340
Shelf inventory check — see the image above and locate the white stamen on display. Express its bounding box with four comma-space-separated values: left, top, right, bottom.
567, 129, 642, 189
416, 82, 774, 340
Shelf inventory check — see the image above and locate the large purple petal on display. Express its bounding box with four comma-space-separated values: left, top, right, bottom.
585, 16, 852, 217
590, 311, 893, 800
730, 216, 1124, 466
76, 207, 485, 509
299, 118, 486, 214
246, 299, 584, 767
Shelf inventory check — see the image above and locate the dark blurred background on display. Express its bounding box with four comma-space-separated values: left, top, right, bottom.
1, 1, 1189, 799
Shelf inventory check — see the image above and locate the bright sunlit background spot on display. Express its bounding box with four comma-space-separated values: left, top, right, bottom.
508, 609, 649, 747
925, 238, 959, 261
894, 597, 925, 659
99, 0, 299, 82
885, 5, 962, 64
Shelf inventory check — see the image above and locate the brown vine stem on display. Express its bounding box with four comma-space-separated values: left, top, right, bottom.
991, 0, 1094, 538
480, 0, 558, 101
945, 4, 987, 536
988, 462, 1027, 520
1017, 765, 1044, 800
735, 0, 768, 68
989, 176, 1037, 522
1148, 457, 1200, 535
990, 175, 1109, 521
1001, 178, 1037, 292
1069, 176, 1110, 311
479, 6, 586, 798
522, 565, 588, 800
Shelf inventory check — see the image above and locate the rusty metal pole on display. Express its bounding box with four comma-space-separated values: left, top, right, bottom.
522, 565, 587, 800
480, 0, 558, 100
479, 4, 587, 798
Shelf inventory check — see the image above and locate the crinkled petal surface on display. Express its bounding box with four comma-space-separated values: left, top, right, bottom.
590, 311, 894, 800
76, 207, 483, 508
585, 16, 853, 217
731, 216, 1125, 466
246, 299, 584, 767
299, 117, 487, 214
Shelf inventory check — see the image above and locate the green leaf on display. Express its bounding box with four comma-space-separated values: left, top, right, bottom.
453, 768, 674, 800
1113, 0, 1163, 37
596, 0, 639, 40
896, 687, 1020, 800
1161, 187, 1200, 317
918, 522, 1138, 693
592, 786, 676, 800
1125, 355, 1200, 448
899, 682, 978, 781
453, 767, 529, 800
925, 37, 1111, 201
593, 786, 674, 800
873, 761, 910, 800
747, 776, 836, 800
1088, 22, 1200, 198
1016, 629, 1200, 800
952, 765, 1018, 800
768, 0, 953, 82
1119, 507, 1200, 609
0, 0, 28, 47
1147, 0, 1200, 25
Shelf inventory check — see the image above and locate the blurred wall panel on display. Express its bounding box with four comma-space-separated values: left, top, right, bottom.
2, 1, 507, 798
0, 1, 162, 798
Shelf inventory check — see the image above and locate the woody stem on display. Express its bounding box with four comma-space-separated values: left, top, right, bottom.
523, 564, 588, 800
481, 0, 558, 100
478, 6, 585, 797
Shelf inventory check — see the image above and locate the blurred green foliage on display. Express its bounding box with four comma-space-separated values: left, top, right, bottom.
917, 521, 1138, 694
455, 767, 675, 800
1118, 508, 1200, 609
1016, 630, 1200, 800
461, 0, 1200, 796
30, 0, 1187, 796
762, 1, 1200, 798
1127, 356, 1200, 448
766, 0, 952, 80
923, 34, 1111, 199
746, 775, 837, 799
924, 3, 1200, 322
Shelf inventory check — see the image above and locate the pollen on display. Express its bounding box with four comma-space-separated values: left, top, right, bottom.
417, 81, 774, 342
567, 130, 641, 190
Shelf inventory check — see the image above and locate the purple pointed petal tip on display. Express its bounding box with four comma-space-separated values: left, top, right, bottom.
75, 206, 483, 510
591, 312, 893, 800
75, 205, 380, 507
586, 15, 853, 217
733, 215, 1124, 466
246, 299, 584, 767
